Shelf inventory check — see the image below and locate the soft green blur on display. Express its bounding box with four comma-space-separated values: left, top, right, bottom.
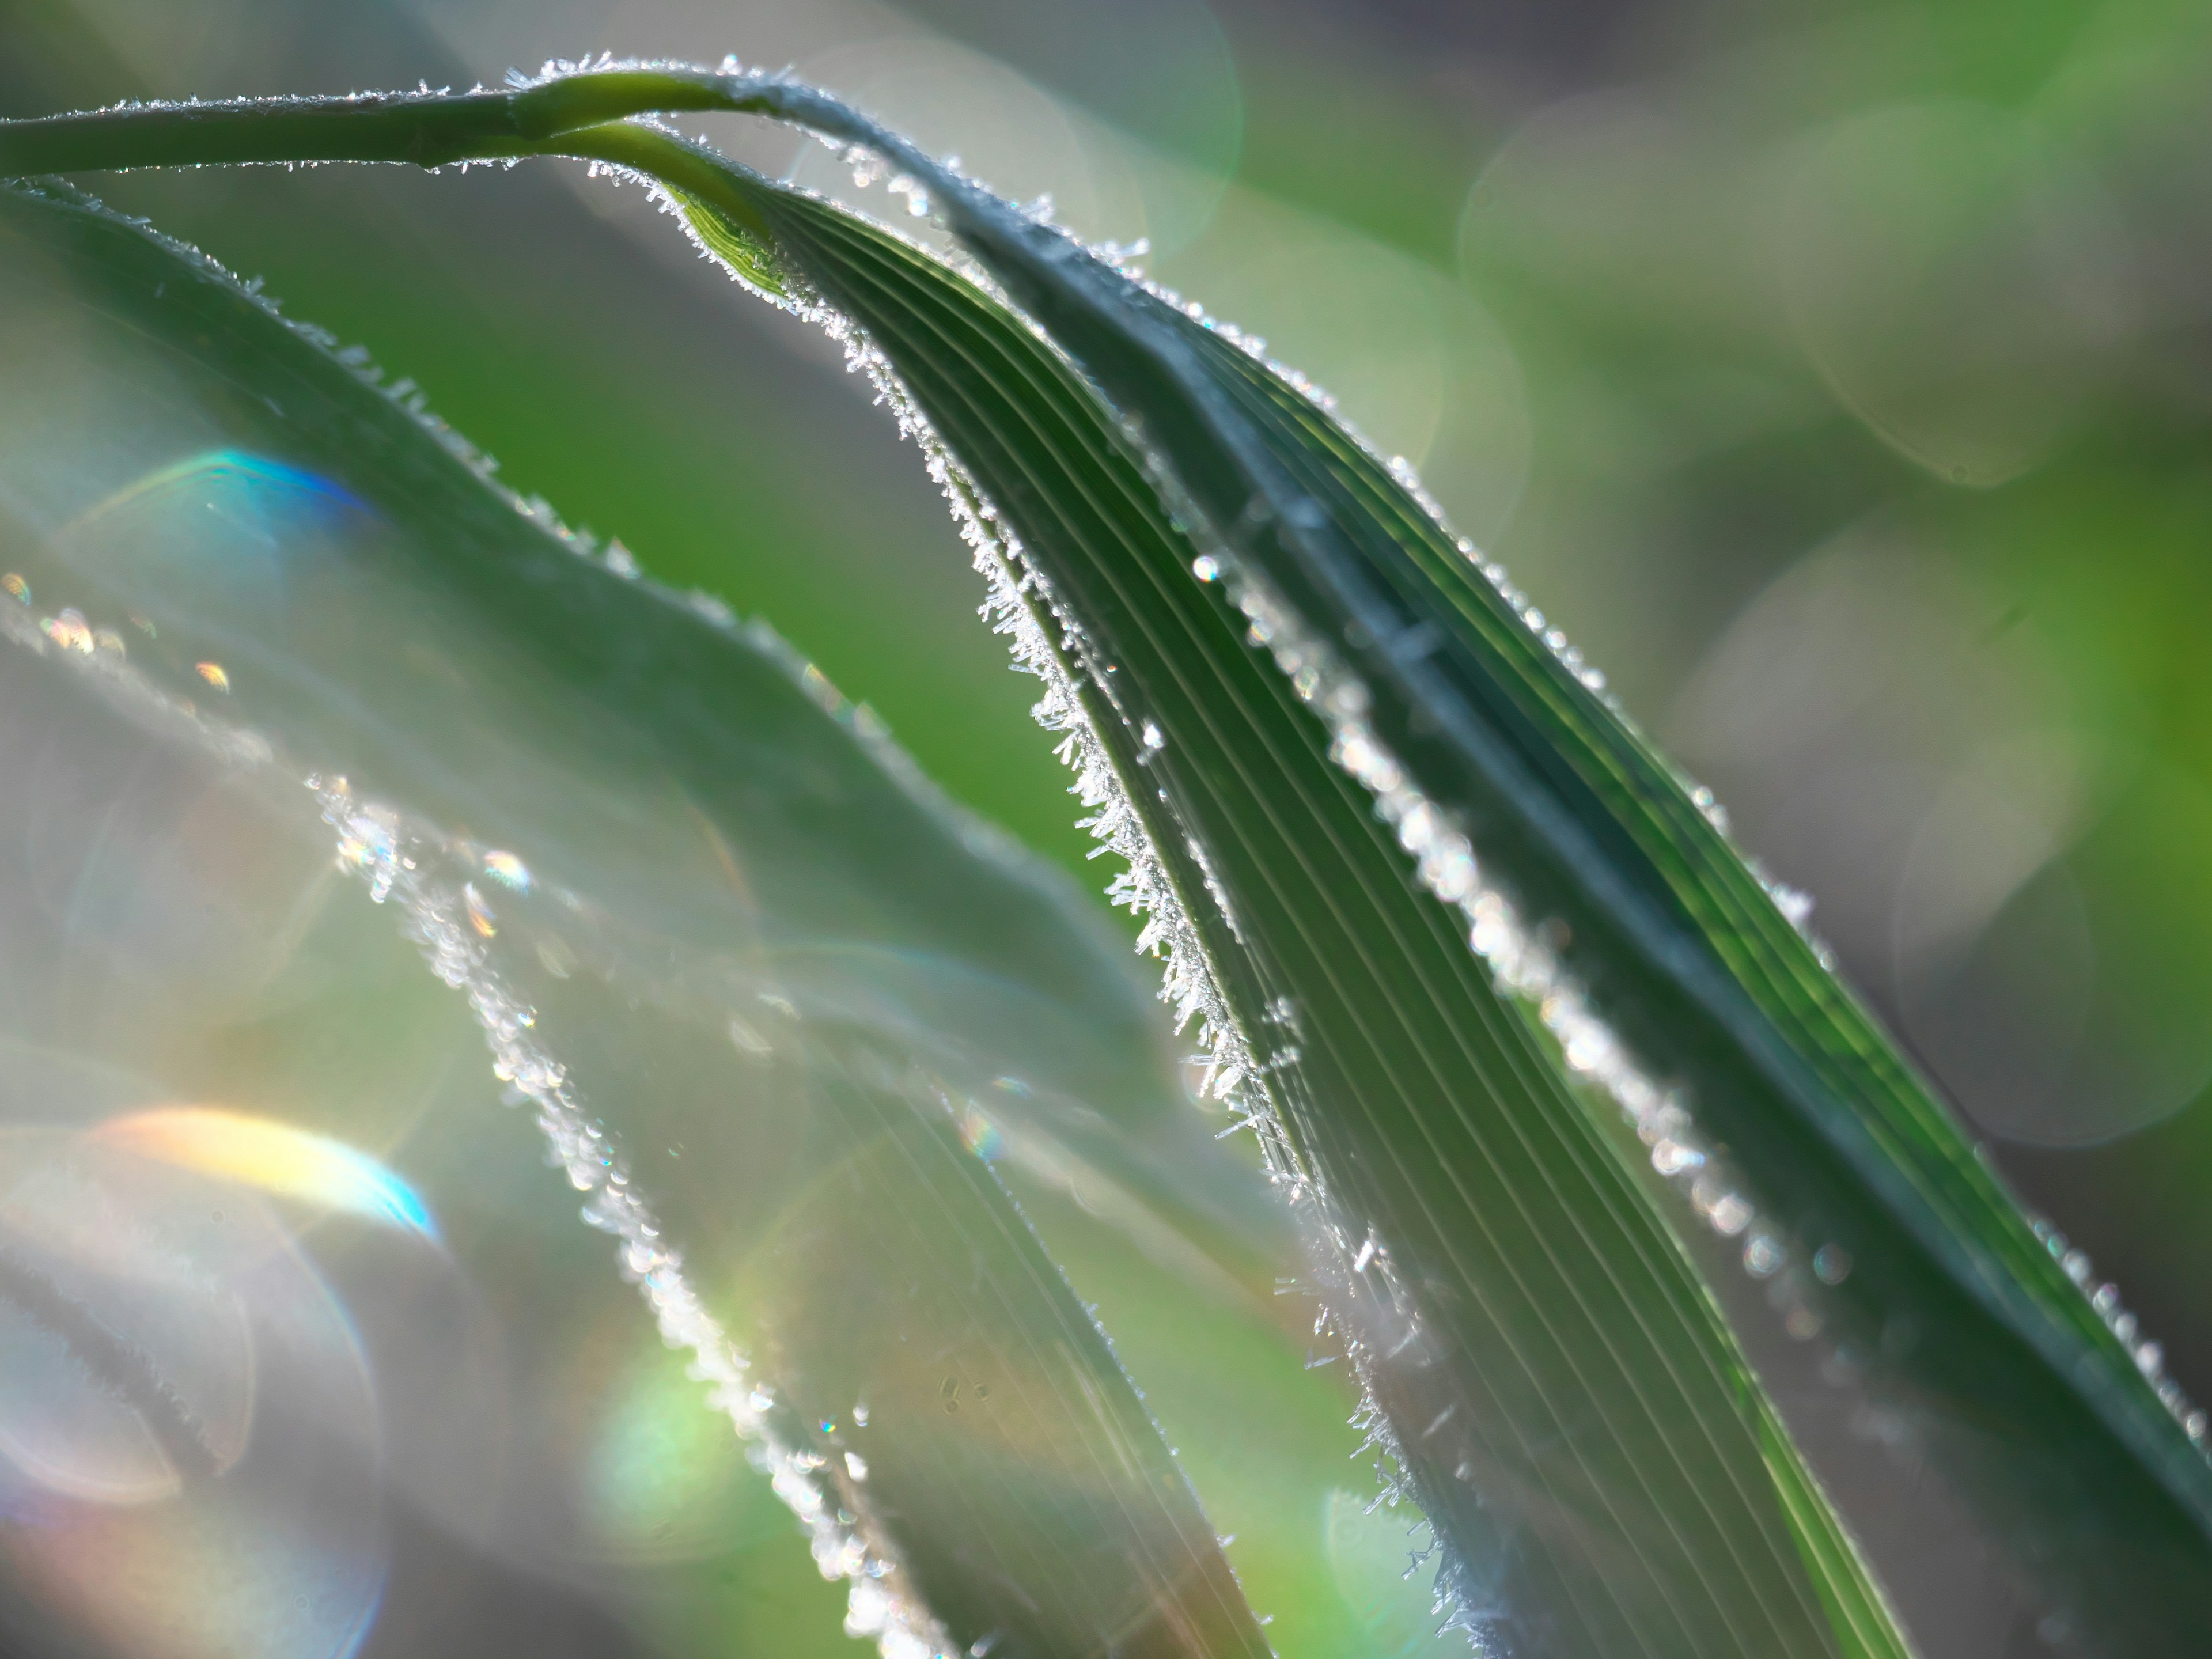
5, 0, 2212, 1650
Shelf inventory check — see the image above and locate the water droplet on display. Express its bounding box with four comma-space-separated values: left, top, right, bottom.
1770, 883, 1815, 927
1689, 785, 1732, 835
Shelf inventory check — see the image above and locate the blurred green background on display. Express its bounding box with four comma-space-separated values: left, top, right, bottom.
7, 0, 2212, 1649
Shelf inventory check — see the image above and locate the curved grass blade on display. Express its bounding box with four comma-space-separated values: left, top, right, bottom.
0, 176, 1276, 1659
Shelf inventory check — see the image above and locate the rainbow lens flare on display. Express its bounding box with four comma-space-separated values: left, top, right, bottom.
92, 1108, 437, 1241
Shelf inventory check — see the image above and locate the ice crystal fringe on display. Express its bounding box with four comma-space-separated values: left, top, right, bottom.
306, 776, 957, 1659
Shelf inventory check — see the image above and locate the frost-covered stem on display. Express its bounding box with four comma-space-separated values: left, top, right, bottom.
0, 69, 757, 181
0, 66, 887, 207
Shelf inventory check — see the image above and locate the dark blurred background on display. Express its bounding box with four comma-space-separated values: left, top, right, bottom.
8, 0, 2212, 1579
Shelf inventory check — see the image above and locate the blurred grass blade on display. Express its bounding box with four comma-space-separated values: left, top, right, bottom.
0, 176, 1275, 1659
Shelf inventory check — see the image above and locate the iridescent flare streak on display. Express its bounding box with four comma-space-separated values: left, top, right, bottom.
60, 448, 363, 537
92, 1108, 437, 1240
